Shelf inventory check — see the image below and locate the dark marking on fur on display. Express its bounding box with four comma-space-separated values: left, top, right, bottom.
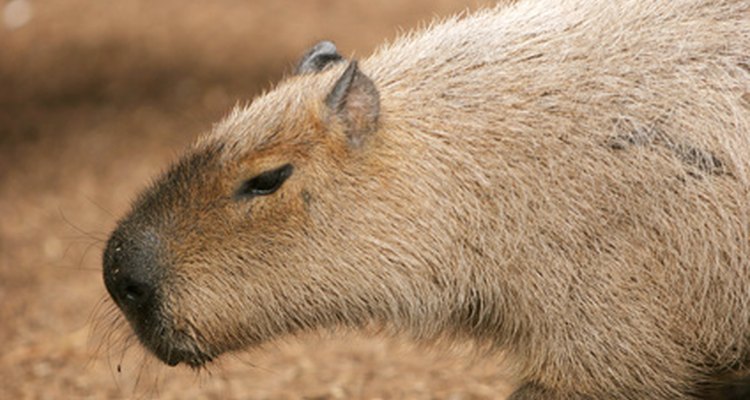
606, 119, 728, 177
301, 190, 312, 208
671, 142, 726, 176
520, 53, 544, 62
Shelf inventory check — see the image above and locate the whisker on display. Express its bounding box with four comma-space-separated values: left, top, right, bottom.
57, 207, 107, 243
66, 239, 107, 273
133, 351, 150, 393
83, 193, 118, 221
228, 352, 275, 374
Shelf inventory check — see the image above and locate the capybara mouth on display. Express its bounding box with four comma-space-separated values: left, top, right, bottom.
154, 346, 214, 368
138, 329, 216, 368
122, 312, 212, 367
122, 308, 216, 368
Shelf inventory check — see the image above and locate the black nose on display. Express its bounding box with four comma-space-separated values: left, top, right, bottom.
103, 231, 160, 318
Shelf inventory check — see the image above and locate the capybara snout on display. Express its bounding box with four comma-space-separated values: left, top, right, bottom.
102, 224, 179, 363
103, 145, 266, 367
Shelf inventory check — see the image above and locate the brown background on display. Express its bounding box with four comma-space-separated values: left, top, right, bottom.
0, 0, 514, 398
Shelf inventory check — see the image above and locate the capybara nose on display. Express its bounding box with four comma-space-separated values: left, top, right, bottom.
102, 231, 160, 317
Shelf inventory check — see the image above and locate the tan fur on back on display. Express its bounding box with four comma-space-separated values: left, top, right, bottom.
113, 0, 750, 398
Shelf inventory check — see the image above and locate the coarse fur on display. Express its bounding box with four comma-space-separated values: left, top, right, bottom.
104, 0, 750, 398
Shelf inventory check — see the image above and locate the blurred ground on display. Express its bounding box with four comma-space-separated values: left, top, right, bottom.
0, 0, 514, 398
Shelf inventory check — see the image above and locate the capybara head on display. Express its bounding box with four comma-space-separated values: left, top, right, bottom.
102, 43, 406, 367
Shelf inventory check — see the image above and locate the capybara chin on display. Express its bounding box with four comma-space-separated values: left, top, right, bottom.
102, 0, 750, 398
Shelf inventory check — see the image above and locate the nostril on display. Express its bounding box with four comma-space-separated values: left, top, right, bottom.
124, 283, 145, 302
117, 278, 153, 309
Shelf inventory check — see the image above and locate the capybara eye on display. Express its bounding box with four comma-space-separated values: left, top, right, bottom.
235, 164, 294, 199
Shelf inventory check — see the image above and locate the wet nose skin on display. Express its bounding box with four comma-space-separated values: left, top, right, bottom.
102, 229, 162, 321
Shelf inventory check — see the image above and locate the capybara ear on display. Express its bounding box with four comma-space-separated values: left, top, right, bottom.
295, 40, 344, 74
325, 60, 380, 148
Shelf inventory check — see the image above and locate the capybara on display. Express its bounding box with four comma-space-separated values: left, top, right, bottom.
102, 0, 750, 398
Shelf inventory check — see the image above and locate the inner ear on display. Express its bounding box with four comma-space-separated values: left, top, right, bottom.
325, 61, 380, 148
295, 41, 344, 75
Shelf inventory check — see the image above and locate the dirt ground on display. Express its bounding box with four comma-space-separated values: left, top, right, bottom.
0, 0, 514, 398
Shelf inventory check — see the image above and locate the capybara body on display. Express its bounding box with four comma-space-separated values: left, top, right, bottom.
102, 0, 750, 398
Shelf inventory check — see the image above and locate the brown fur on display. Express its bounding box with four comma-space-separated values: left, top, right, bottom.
106, 0, 750, 398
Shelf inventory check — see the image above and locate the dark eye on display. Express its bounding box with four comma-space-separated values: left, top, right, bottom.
235, 164, 294, 199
